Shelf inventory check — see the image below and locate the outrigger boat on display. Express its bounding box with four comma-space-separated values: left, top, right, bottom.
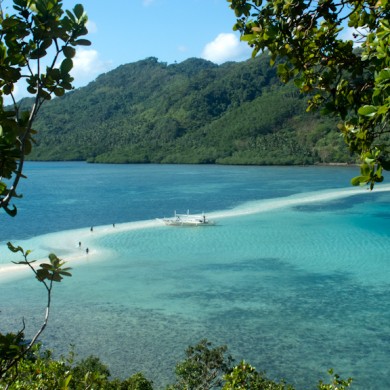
160, 210, 215, 226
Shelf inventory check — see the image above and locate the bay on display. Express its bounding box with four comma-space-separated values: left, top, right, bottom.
1, 162, 390, 389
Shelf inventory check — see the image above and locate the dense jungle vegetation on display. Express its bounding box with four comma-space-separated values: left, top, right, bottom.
29, 54, 355, 165
1, 337, 351, 389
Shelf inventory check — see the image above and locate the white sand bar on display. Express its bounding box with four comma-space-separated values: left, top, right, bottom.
1, 184, 389, 282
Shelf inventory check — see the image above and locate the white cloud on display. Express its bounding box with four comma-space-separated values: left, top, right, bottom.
201, 33, 252, 64
71, 48, 113, 86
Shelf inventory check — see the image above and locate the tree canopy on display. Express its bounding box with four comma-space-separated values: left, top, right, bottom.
228, 0, 390, 188
28, 55, 352, 166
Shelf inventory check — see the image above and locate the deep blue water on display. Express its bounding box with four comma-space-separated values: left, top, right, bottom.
1, 162, 390, 389
3, 162, 371, 240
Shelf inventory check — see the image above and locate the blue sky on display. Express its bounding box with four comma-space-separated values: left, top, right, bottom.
2, 0, 356, 101
1, 0, 252, 100
62, 0, 253, 88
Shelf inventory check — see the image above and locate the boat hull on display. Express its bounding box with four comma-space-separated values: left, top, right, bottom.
158, 212, 215, 227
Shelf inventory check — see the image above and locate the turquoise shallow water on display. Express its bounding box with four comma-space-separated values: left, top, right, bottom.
1, 163, 390, 389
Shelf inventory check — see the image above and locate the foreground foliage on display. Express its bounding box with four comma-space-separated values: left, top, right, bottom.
167, 339, 234, 390
0, 0, 87, 383
0, 245, 72, 379
0, 342, 153, 389
0, 339, 352, 389
228, 0, 390, 188
0, 0, 90, 215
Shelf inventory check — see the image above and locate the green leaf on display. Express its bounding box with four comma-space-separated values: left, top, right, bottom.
53, 87, 65, 97
73, 4, 85, 19
40, 263, 54, 270
59, 270, 72, 277
27, 85, 37, 94
62, 46, 76, 59
60, 58, 73, 74
73, 39, 91, 46
351, 176, 360, 186
51, 273, 63, 282
240, 34, 255, 42
376, 68, 390, 83
30, 47, 47, 60
358, 105, 377, 117
4, 204, 17, 216
65, 10, 76, 23
351, 175, 370, 186
1, 18, 19, 29
49, 253, 59, 262
60, 81, 73, 90
377, 105, 388, 115
361, 163, 371, 176
40, 38, 52, 51
36, 269, 50, 281
7, 242, 22, 253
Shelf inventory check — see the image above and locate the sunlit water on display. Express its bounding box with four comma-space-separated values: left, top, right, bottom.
1, 163, 390, 389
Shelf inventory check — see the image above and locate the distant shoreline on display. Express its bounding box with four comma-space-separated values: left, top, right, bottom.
25, 159, 361, 169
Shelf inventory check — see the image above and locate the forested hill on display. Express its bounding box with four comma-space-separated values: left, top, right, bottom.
30, 54, 355, 165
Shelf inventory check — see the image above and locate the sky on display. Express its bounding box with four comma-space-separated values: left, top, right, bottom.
2, 0, 356, 102
2, 0, 254, 100
63, 0, 254, 86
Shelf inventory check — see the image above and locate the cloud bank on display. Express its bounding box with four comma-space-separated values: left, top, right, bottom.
71, 48, 113, 87
201, 33, 252, 64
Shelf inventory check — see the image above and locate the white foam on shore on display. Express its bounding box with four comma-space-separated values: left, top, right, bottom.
1, 184, 389, 281
0, 220, 162, 282
210, 184, 390, 219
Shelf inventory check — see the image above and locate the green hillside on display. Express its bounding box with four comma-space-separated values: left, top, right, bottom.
29, 54, 355, 165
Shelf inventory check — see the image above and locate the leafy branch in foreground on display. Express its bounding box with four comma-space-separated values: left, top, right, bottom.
167, 340, 353, 390
223, 360, 294, 390
228, 0, 390, 189
0, 0, 87, 386
318, 369, 353, 390
1, 337, 353, 389
0, 243, 71, 379
0, 0, 90, 216
167, 339, 234, 390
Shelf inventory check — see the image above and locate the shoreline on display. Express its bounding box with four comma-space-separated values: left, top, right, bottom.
0, 220, 162, 282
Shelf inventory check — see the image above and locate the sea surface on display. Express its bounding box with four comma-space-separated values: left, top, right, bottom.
1, 162, 390, 389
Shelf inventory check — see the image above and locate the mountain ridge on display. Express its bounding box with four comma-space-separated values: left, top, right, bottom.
29, 54, 355, 165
